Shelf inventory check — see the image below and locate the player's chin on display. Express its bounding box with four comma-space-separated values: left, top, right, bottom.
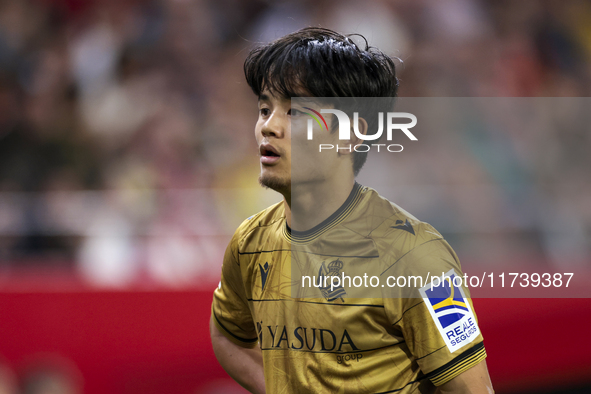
259, 172, 290, 193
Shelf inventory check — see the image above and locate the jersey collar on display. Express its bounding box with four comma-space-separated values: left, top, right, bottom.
283, 182, 364, 244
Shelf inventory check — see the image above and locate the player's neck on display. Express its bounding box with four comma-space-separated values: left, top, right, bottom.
284, 176, 356, 232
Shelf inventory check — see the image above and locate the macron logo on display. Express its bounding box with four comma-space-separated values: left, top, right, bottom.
259, 262, 270, 290
391, 219, 415, 235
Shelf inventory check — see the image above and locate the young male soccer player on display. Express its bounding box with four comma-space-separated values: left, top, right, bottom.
210, 27, 494, 394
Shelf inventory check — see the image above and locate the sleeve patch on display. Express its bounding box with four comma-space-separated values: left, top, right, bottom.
419, 269, 480, 353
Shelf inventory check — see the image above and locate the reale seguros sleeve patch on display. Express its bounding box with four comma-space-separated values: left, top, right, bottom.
419, 269, 481, 353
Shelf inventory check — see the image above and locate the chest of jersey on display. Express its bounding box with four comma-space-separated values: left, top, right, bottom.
240, 243, 402, 355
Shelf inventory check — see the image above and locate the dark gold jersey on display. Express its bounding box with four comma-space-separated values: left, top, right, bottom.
212, 183, 486, 394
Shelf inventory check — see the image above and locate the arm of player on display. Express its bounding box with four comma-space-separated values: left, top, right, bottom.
210, 315, 266, 394
434, 360, 494, 394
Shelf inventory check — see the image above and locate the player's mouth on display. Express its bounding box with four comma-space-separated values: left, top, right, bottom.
259, 144, 281, 165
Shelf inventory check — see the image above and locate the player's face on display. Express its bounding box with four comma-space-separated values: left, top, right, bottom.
255, 91, 292, 193
255, 90, 343, 194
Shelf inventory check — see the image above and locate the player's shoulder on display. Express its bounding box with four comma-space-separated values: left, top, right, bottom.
360, 186, 460, 275
232, 200, 285, 243
361, 185, 444, 246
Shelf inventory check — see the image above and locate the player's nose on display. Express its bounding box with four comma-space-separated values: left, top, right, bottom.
261, 111, 286, 138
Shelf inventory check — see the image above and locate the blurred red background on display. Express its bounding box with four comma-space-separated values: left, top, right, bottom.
0, 280, 590, 394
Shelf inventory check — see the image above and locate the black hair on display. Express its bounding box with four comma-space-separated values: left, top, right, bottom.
244, 27, 400, 175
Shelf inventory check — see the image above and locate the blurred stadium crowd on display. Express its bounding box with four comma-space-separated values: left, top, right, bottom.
0, 0, 590, 288
0, 354, 82, 394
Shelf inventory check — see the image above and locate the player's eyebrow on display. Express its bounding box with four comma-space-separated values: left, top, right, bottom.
258, 93, 271, 103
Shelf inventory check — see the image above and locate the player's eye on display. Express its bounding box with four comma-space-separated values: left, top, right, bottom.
289, 108, 303, 116
259, 108, 270, 117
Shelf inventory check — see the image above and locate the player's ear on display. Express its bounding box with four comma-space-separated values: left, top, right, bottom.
339, 116, 368, 155
336, 116, 368, 156
354, 116, 369, 138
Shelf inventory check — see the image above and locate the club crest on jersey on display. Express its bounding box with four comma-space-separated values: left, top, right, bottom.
317, 259, 346, 302
419, 269, 480, 352
259, 262, 270, 290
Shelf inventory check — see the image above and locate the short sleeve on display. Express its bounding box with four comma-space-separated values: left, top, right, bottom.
383, 239, 487, 386
211, 232, 258, 348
